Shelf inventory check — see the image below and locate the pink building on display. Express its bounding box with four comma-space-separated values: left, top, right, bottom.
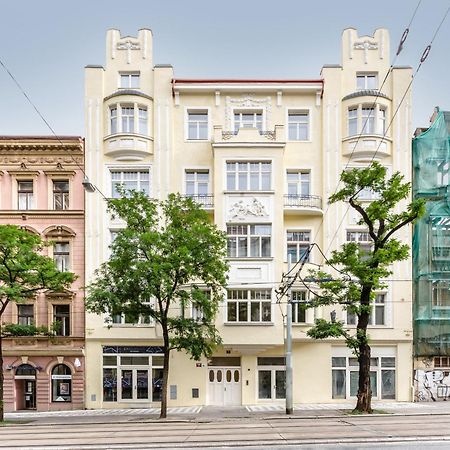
0, 136, 85, 412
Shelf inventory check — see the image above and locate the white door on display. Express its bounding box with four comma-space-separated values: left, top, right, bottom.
208, 367, 241, 405
258, 368, 286, 401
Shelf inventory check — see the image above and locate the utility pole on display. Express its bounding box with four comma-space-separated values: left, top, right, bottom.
285, 255, 293, 415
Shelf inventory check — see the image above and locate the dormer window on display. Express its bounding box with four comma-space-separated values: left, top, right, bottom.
356, 73, 377, 90
120, 72, 140, 89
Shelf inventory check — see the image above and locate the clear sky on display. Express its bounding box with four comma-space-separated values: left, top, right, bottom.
1, 0, 449, 136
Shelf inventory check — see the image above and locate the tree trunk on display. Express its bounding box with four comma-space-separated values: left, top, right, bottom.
159, 325, 170, 419
354, 285, 373, 414
0, 324, 4, 422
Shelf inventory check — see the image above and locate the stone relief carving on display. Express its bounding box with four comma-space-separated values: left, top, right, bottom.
117, 40, 140, 64
229, 198, 268, 219
225, 94, 271, 131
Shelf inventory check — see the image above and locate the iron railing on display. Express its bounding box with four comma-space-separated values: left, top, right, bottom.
284, 194, 322, 210
184, 194, 214, 208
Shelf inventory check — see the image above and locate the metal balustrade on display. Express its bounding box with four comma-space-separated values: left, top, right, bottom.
284, 194, 322, 210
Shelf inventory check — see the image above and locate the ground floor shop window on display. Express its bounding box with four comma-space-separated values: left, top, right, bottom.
51, 364, 72, 402
102, 347, 164, 402
257, 357, 286, 400
331, 355, 396, 400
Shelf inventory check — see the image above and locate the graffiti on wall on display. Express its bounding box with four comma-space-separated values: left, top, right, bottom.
415, 369, 450, 402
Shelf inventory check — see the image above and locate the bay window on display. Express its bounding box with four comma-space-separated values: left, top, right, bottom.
347, 104, 387, 136
226, 161, 271, 191
109, 104, 148, 135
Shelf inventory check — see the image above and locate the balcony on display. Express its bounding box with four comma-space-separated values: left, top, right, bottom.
183, 194, 214, 210
212, 125, 286, 147
103, 133, 153, 161
284, 194, 323, 215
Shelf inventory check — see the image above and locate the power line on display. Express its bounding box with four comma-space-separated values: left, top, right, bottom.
0, 57, 109, 201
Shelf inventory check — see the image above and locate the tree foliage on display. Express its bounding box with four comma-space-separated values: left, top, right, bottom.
85, 190, 228, 418
0, 225, 76, 421
306, 162, 425, 412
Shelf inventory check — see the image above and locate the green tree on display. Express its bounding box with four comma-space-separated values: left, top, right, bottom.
85, 191, 228, 419
0, 225, 75, 421
306, 163, 425, 413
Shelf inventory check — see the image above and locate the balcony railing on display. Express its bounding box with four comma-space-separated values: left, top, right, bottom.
184, 194, 214, 209
284, 194, 322, 210
222, 130, 276, 141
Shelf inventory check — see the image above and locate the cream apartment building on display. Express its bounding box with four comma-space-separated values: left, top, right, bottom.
84, 27, 413, 408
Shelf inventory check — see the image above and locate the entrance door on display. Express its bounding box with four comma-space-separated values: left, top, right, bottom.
258, 369, 286, 401
24, 380, 36, 409
120, 369, 150, 401
208, 367, 241, 406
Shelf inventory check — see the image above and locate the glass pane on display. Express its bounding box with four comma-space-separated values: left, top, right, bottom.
250, 237, 260, 257
103, 368, 117, 402
121, 370, 133, 399
331, 357, 346, 368
258, 370, 272, 399
381, 370, 395, 399
261, 237, 271, 257
238, 173, 247, 190
217, 370, 222, 383
227, 302, 237, 321
234, 370, 240, 383
103, 356, 117, 366
262, 302, 271, 322
275, 370, 286, 399
152, 356, 164, 367
332, 369, 346, 399
370, 371, 377, 397
250, 302, 260, 321
238, 302, 248, 321
238, 237, 248, 257
381, 357, 395, 368
121, 356, 148, 366
136, 370, 149, 399
257, 357, 285, 366
226, 370, 232, 382
152, 368, 163, 401
375, 306, 385, 325
350, 371, 358, 396
209, 370, 214, 382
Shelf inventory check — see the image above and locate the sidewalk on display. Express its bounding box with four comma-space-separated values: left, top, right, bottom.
5, 401, 450, 424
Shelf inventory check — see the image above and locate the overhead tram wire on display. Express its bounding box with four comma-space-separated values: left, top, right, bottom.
278, 2, 423, 292
322, 3, 450, 258
0, 57, 109, 201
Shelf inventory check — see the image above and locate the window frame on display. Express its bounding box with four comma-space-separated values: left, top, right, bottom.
17, 304, 34, 326
227, 224, 272, 259
226, 289, 272, 323
356, 73, 378, 90
286, 230, 311, 263
52, 303, 71, 336
52, 179, 70, 210
286, 108, 310, 141
226, 160, 272, 191
185, 169, 210, 196
119, 72, 140, 89
232, 108, 265, 133
110, 168, 151, 198
185, 107, 210, 141
286, 170, 311, 196
17, 179, 34, 210
346, 291, 388, 327
108, 103, 148, 136
53, 241, 70, 272
51, 364, 72, 403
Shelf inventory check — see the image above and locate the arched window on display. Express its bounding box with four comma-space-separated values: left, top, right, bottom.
51, 364, 72, 402
16, 364, 36, 377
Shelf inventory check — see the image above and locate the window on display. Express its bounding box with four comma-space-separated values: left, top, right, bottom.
53, 304, 70, 336
120, 72, 140, 89
121, 106, 135, 133
111, 170, 150, 198
138, 108, 147, 135
111, 301, 153, 326
18, 180, 33, 210
361, 107, 375, 134
191, 290, 210, 322
347, 230, 373, 255
234, 110, 263, 132
346, 293, 386, 326
110, 107, 118, 134
54, 242, 70, 272
287, 171, 310, 196
53, 180, 69, 210
226, 161, 271, 191
437, 162, 450, 187
348, 108, 358, 136
432, 281, 450, 308
356, 73, 378, 90
292, 291, 308, 323
288, 111, 309, 140
332, 354, 395, 400
287, 231, 310, 263
185, 170, 209, 196
227, 224, 271, 258
17, 304, 34, 326
187, 110, 208, 140
51, 364, 72, 402
227, 289, 272, 323
348, 105, 387, 136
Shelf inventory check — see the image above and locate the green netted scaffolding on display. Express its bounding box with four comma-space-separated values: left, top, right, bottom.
413, 109, 450, 357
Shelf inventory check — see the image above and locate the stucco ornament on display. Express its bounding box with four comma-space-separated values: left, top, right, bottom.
225, 94, 271, 131
117, 40, 140, 64
229, 198, 268, 219
353, 40, 378, 64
